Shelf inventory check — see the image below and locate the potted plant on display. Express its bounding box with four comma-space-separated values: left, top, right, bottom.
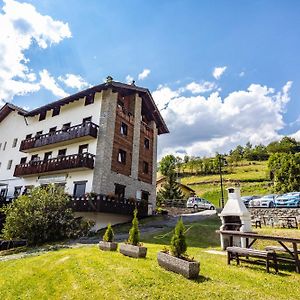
119, 209, 147, 258
157, 218, 200, 279
99, 223, 118, 251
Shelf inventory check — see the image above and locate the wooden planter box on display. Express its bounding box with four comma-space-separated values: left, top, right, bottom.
119, 243, 147, 258
157, 251, 200, 279
99, 241, 118, 251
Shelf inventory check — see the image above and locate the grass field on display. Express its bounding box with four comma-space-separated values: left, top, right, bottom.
1, 215, 300, 300
177, 161, 272, 207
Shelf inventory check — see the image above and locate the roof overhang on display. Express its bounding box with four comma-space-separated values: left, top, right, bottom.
24, 81, 169, 135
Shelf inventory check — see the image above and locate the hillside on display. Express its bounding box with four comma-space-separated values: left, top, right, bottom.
179, 161, 272, 207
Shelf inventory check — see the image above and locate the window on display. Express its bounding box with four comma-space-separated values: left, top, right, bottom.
14, 186, 22, 198
39, 111, 46, 121
84, 94, 94, 106
0, 188, 8, 199
58, 149, 67, 157
141, 191, 149, 202
49, 127, 57, 135
3, 141, 7, 151
31, 154, 39, 162
118, 149, 126, 164
36, 131, 43, 137
83, 116, 92, 124
143, 161, 149, 174
117, 100, 124, 109
62, 123, 71, 131
120, 122, 128, 136
12, 138, 18, 148
78, 144, 88, 154
115, 184, 126, 200
22, 185, 34, 195
20, 157, 27, 164
7, 160, 13, 170
0, 143, 2, 150
52, 106, 60, 117
144, 138, 150, 149
44, 151, 52, 161
26, 134, 32, 140
0, 162, 1, 169
73, 181, 87, 197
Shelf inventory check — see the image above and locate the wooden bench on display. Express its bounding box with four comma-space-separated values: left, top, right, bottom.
265, 246, 300, 254
227, 246, 278, 273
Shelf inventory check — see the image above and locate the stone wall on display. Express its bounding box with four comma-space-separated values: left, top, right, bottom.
249, 208, 300, 220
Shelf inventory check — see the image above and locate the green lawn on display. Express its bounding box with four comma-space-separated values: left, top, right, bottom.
1, 215, 300, 300
177, 161, 272, 207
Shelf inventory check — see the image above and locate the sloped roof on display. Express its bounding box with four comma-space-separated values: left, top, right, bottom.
156, 177, 195, 192
0, 103, 27, 123
23, 80, 169, 135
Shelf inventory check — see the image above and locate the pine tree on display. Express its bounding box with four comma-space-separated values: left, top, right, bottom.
157, 173, 184, 200
103, 223, 114, 242
170, 217, 187, 258
128, 209, 140, 246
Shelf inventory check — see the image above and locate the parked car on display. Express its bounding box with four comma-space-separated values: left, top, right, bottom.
249, 194, 277, 208
275, 192, 300, 208
241, 195, 260, 207
186, 197, 215, 210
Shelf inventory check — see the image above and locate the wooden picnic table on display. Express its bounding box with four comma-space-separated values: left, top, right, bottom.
218, 230, 300, 273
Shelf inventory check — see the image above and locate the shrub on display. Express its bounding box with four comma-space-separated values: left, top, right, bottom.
103, 223, 114, 242
170, 217, 187, 258
1, 185, 92, 245
127, 209, 140, 246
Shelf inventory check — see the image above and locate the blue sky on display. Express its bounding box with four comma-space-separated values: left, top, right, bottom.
1, 0, 300, 157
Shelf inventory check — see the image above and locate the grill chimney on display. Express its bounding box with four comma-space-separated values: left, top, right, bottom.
219, 186, 252, 250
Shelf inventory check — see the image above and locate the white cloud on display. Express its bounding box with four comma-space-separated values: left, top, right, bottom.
40, 69, 68, 98
213, 66, 227, 80
152, 85, 181, 111
58, 74, 89, 90
138, 69, 151, 80
153, 81, 294, 159
185, 81, 217, 94
0, 0, 71, 102
125, 75, 134, 84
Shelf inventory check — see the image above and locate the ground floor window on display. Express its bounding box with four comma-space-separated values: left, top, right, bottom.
141, 191, 149, 202
0, 188, 8, 200
115, 184, 126, 200
14, 186, 22, 198
73, 181, 87, 197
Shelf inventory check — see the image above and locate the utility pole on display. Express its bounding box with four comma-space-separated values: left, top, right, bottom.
218, 155, 225, 208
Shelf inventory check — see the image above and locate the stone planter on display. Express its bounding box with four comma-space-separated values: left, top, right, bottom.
99, 241, 118, 251
157, 251, 200, 279
119, 243, 147, 258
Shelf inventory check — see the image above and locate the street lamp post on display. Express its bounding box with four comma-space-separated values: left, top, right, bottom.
218, 156, 225, 208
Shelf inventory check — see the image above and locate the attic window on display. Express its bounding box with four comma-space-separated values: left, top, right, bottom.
39, 111, 46, 121
52, 107, 60, 117
85, 94, 94, 106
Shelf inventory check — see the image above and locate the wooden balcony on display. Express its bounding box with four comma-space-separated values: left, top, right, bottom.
70, 194, 148, 217
14, 153, 95, 177
19, 121, 99, 152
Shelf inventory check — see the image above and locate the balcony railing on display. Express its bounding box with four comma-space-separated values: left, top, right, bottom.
20, 121, 99, 152
70, 194, 148, 217
14, 152, 95, 177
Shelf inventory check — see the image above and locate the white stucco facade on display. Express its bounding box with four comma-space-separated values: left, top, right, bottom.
0, 80, 168, 226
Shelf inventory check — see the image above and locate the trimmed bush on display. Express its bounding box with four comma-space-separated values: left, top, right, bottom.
170, 217, 187, 258
1, 185, 92, 245
127, 209, 140, 246
103, 223, 114, 242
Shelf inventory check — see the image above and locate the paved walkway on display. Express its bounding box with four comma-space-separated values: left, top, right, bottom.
0, 210, 217, 262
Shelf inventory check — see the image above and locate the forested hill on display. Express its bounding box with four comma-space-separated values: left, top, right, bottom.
157, 137, 300, 207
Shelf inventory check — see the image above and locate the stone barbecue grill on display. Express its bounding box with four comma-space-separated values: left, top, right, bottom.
219, 186, 252, 250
